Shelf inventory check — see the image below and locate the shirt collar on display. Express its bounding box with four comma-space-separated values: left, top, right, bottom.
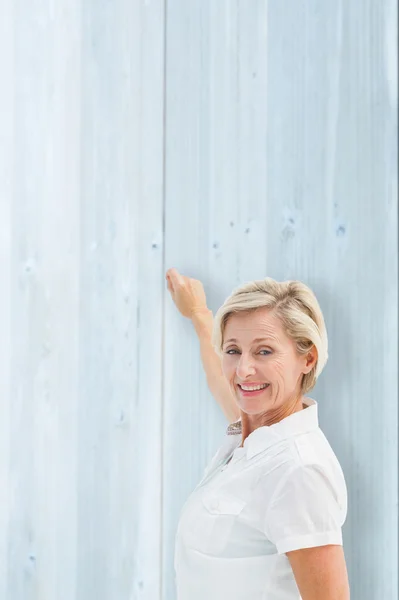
226, 398, 319, 460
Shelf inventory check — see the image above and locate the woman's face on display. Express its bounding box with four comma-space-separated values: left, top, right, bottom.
221, 307, 315, 416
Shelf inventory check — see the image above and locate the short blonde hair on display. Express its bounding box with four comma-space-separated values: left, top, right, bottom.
212, 278, 328, 395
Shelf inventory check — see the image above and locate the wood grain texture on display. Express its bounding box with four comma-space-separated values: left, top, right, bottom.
0, 1, 397, 599
1, 1, 165, 599
164, 1, 398, 599
0, 2, 13, 599
78, 2, 165, 599
4, 2, 81, 599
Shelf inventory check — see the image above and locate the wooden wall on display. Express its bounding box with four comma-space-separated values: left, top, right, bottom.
0, 1, 397, 599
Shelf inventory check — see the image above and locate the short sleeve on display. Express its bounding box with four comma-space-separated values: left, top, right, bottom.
264, 463, 347, 555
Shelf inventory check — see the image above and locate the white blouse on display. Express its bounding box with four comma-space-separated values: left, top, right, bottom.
174, 398, 347, 600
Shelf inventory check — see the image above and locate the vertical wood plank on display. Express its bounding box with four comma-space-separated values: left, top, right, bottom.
6, 2, 81, 599
0, 1, 13, 598
2, 1, 165, 599
78, 2, 165, 599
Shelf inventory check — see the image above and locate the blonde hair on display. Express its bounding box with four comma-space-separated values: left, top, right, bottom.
212, 278, 328, 395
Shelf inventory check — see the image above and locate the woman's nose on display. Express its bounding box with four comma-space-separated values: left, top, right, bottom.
236, 355, 256, 378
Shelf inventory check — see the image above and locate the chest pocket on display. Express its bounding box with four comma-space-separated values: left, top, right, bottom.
202, 492, 246, 515
189, 491, 248, 556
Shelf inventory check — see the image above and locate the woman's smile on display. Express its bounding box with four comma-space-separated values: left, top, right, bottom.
237, 383, 271, 397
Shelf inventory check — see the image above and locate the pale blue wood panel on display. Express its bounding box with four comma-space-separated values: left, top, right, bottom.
0, 2, 14, 599
205, 1, 269, 296
4, 2, 82, 599
264, 2, 397, 598
164, 1, 397, 600
79, 2, 165, 600
1, 2, 165, 600
1, 0, 396, 598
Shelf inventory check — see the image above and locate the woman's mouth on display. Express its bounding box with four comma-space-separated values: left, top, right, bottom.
237, 383, 270, 397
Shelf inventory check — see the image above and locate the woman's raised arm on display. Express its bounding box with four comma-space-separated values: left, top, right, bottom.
166, 268, 240, 424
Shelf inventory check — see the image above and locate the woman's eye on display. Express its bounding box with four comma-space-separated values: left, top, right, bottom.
225, 349, 271, 355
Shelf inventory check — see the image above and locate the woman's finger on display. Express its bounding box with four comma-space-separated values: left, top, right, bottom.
168, 268, 184, 284
166, 278, 173, 293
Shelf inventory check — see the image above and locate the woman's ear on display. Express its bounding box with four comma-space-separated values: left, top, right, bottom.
304, 345, 318, 374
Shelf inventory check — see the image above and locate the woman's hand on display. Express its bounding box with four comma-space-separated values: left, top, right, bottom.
165, 268, 210, 319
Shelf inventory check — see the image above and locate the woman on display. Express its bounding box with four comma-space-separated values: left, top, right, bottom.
166, 268, 350, 600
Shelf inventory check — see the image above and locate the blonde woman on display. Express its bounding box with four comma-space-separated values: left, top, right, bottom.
166, 268, 350, 600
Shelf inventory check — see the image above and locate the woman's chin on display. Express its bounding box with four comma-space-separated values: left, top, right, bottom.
237, 402, 268, 415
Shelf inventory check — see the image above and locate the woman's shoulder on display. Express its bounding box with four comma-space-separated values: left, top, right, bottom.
255, 429, 347, 499
293, 427, 346, 479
